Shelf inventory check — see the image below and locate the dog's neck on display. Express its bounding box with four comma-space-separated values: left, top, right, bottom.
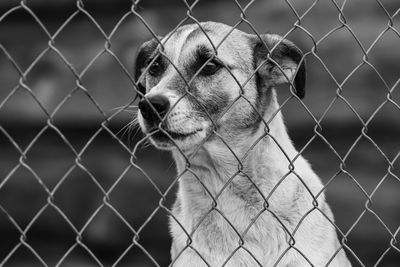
171, 90, 301, 215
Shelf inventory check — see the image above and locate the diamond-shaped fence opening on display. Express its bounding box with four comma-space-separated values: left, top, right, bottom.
0, 0, 399, 266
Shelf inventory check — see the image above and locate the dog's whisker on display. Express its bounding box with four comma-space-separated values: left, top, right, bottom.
166, 158, 176, 172
140, 138, 153, 149
116, 119, 138, 138
110, 105, 138, 112
121, 110, 137, 114
127, 122, 141, 142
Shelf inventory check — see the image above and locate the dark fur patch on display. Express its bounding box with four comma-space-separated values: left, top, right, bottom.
204, 89, 229, 115
186, 81, 229, 121
252, 35, 306, 99
134, 38, 161, 95
186, 45, 216, 77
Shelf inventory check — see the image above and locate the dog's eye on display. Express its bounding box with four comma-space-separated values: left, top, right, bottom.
148, 60, 163, 76
200, 60, 221, 76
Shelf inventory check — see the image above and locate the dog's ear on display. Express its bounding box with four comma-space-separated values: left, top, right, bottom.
253, 34, 306, 99
134, 37, 161, 97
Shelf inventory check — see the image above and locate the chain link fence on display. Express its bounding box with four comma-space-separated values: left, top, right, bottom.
0, 0, 399, 266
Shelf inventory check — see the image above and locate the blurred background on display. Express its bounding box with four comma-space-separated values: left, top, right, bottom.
0, 0, 399, 266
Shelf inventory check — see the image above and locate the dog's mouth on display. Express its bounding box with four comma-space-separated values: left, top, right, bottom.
147, 127, 203, 144
138, 110, 210, 149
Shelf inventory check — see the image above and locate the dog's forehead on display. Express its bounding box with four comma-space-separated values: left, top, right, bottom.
162, 22, 251, 65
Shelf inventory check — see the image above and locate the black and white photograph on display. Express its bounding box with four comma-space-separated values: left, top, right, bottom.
0, 0, 399, 266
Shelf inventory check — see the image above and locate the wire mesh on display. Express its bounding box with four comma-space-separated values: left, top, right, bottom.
0, 0, 399, 266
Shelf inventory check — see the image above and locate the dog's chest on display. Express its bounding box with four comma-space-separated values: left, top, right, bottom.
170, 189, 289, 266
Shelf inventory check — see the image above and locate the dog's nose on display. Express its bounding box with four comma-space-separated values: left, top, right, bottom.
138, 95, 170, 122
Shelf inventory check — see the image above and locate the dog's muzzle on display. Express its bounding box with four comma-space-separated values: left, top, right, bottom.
138, 95, 170, 126
138, 94, 205, 148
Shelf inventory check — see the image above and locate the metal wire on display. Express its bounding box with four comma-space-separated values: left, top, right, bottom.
0, 0, 399, 266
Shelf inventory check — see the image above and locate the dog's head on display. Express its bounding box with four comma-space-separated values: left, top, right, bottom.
134, 22, 306, 151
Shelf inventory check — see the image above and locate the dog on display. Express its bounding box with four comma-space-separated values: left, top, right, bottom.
134, 22, 351, 267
